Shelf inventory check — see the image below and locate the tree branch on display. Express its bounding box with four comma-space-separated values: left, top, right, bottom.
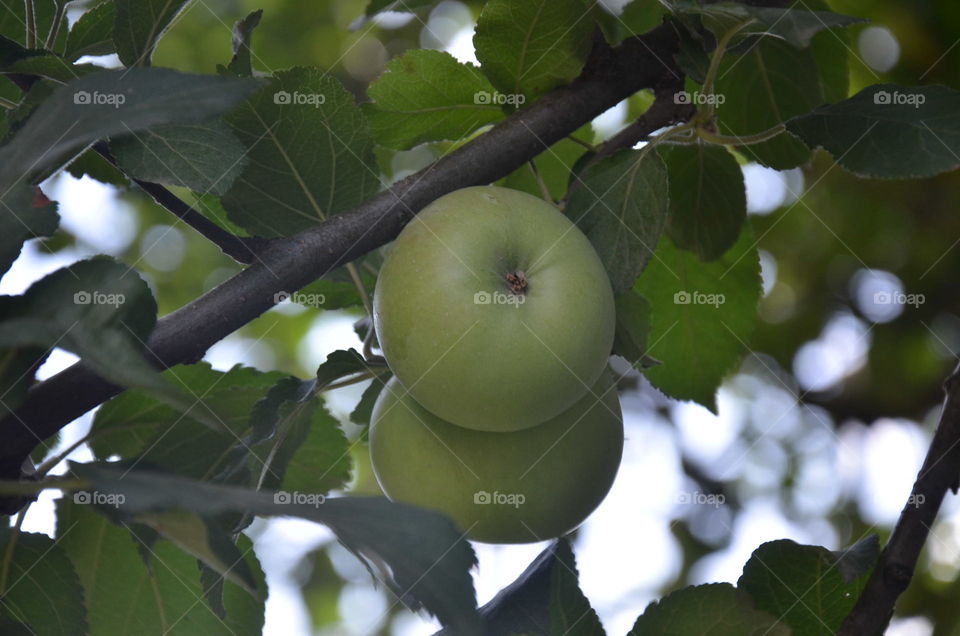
839, 361, 960, 634
0, 25, 686, 513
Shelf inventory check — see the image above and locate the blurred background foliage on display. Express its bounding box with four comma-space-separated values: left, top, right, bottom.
11, 0, 960, 634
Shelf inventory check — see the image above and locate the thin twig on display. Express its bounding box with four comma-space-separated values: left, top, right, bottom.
839, 361, 960, 634
44, 0, 68, 50
92, 143, 273, 264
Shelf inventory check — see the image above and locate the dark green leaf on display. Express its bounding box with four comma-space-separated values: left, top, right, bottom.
363, 49, 503, 150
634, 226, 761, 412
0, 183, 58, 277
221, 67, 379, 236
0, 0, 65, 50
474, 0, 594, 99
612, 290, 658, 368
350, 372, 391, 427
67, 462, 480, 631
565, 149, 670, 293
714, 38, 823, 169
315, 348, 378, 390
113, 0, 192, 67
0, 529, 87, 635
65, 149, 128, 186
2, 56, 100, 83
602, 0, 666, 45
787, 84, 960, 179
499, 126, 592, 201
135, 510, 259, 597
223, 10, 262, 77
437, 538, 602, 635
0, 257, 168, 397
247, 376, 352, 495
628, 583, 788, 635
90, 363, 284, 474
670, 2, 865, 49
0, 68, 260, 193
56, 499, 265, 635
661, 143, 746, 261
738, 539, 878, 635
110, 120, 248, 195
64, 1, 117, 61
364, 0, 437, 18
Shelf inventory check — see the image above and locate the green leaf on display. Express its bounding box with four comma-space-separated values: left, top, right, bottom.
135, 510, 259, 598
0, 183, 58, 277
350, 372, 391, 427
221, 67, 379, 237
364, 0, 438, 18
602, 0, 666, 45
64, 1, 117, 61
222, 10, 262, 77
56, 499, 265, 635
0, 68, 260, 193
564, 149, 670, 293
0, 0, 65, 49
295, 276, 373, 311
314, 348, 381, 390
437, 538, 602, 635
670, 2, 865, 49
67, 462, 480, 631
0, 257, 171, 397
714, 37, 823, 169
1, 56, 101, 83
110, 120, 248, 195
247, 377, 352, 495
91, 363, 284, 476
628, 583, 789, 635
0, 347, 48, 421
113, 0, 192, 67
786, 84, 960, 179
660, 143, 746, 261
612, 290, 657, 368
499, 126, 592, 201
474, 0, 594, 99
66, 149, 128, 186
363, 49, 503, 150
634, 226, 761, 412
0, 529, 87, 635
738, 538, 878, 635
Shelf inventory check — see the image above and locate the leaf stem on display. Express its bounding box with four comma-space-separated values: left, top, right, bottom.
697, 123, 786, 146
44, 0, 68, 50
0, 96, 18, 110
700, 20, 755, 121
24, 0, 36, 49
0, 505, 28, 596
345, 263, 372, 317
528, 160, 553, 203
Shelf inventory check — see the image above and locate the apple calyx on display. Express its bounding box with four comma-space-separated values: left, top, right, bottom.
505, 270, 528, 295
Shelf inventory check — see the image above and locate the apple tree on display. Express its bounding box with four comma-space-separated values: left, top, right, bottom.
1, 0, 960, 634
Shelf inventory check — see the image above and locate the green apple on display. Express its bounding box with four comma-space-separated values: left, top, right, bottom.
373, 186, 615, 431
368, 371, 623, 544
